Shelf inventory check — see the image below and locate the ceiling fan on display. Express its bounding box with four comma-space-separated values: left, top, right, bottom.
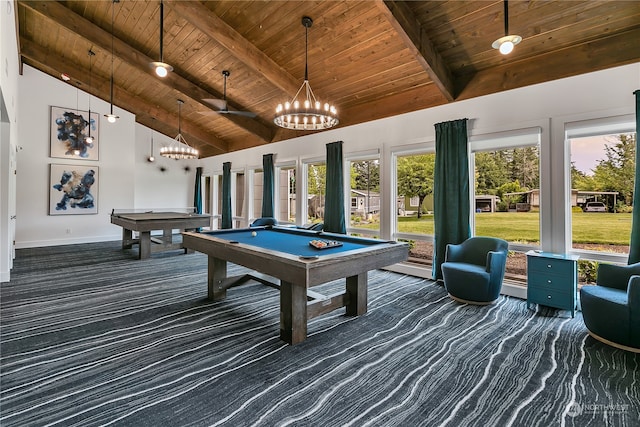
202, 70, 257, 118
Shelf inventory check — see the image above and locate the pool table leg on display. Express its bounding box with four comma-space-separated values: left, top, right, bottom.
280, 280, 307, 345
139, 231, 151, 259
208, 256, 228, 301
346, 272, 368, 316
121, 228, 134, 249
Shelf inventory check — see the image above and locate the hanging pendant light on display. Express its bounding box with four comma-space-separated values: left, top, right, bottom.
492, 0, 522, 55
160, 99, 198, 160
104, 0, 119, 123
274, 16, 338, 131
85, 49, 95, 146
150, 0, 173, 78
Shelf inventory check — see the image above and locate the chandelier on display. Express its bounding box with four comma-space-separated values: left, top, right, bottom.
274, 16, 338, 131
160, 99, 198, 160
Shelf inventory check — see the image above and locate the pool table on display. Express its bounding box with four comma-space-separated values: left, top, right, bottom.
110, 210, 211, 259
182, 226, 409, 344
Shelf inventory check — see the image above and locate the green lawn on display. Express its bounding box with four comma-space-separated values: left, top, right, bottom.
389, 212, 632, 246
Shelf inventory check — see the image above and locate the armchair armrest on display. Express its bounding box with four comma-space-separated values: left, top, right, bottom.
597, 262, 640, 291
629, 275, 640, 310
486, 250, 507, 275
445, 243, 464, 263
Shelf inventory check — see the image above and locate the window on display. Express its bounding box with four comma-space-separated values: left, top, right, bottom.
276, 164, 296, 223
306, 162, 326, 225
471, 128, 541, 281
252, 168, 264, 221
569, 130, 635, 257
394, 151, 436, 266
233, 171, 246, 228
348, 158, 380, 235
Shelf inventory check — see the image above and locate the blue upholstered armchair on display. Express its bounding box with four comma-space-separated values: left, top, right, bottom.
441, 237, 509, 304
250, 217, 278, 227
579, 262, 640, 353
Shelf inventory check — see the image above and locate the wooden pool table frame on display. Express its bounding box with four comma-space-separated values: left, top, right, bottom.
182, 227, 409, 344
110, 211, 211, 259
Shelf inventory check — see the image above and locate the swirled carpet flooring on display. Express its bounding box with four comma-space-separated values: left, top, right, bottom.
1, 242, 638, 427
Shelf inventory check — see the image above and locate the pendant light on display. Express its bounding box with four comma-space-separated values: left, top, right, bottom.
85, 49, 95, 146
274, 16, 338, 131
104, 0, 119, 123
150, 0, 173, 78
492, 0, 522, 55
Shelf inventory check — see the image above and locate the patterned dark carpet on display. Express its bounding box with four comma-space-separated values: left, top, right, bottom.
1, 241, 638, 427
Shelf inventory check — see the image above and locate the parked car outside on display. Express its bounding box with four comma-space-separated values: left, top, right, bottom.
584, 202, 607, 212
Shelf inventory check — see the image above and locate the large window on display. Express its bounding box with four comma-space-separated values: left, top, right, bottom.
472, 128, 541, 281
233, 170, 246, 228
276, 164, 296, 223
569, 130, 635, 258
306, 161, 326, 225
394, 151, 436, 266
252, 168, 264, 221
348, 158, 380, 236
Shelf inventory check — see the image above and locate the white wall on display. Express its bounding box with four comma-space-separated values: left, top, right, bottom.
201, 64, 639, 172
1, 0, 20, 282
13, 65, 196, 249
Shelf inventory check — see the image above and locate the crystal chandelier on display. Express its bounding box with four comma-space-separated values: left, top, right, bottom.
274, 16, 338, 131
160, 99, 198, 160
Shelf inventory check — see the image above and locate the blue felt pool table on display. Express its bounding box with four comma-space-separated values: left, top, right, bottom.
182, 226, 409, 344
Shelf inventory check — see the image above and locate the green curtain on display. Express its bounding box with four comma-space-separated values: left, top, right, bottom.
194, 167, 202, 214
221, 162, 232, 229
432, 118, 470, 280
629, 90, 640, 264
324, 141, 346, 234
261, 153, 275, 218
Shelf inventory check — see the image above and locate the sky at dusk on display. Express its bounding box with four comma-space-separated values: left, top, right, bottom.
570, 135, 608, 176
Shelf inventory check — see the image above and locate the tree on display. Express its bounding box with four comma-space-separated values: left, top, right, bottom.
396, 154, 435, 218
591, 133, 636, 206
351, 160, 380, 192
509, 146, 539, 190
475, 151, 509, 194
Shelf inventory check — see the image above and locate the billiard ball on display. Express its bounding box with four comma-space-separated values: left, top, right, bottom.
251, 231, 257, 237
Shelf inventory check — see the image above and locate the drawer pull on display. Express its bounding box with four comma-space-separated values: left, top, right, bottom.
547, 295, 552, 299
547, 279, 552, 284
547, 264, 552, 268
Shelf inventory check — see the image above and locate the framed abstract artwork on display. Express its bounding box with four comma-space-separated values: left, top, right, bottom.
50, 106, 100, 160
49, 164, 98, 215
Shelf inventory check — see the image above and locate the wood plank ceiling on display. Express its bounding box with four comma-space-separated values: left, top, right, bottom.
15, 1, 640, 158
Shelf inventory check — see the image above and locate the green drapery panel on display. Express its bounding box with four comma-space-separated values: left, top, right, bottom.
194, 167, 203, 214
261, 153, 275, 218
221, 162, 232, 229
193, 166, 203, 232
324, 141, 346, 234
432, 118, 470, 280
629, 90, 640, 264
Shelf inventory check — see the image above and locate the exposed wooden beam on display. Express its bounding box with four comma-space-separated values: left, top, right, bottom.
456, 27, 640, 101
376, 0, 456, 102
20, 38, 228, 155
19, 0, 274, 143
165, 0, 300, 96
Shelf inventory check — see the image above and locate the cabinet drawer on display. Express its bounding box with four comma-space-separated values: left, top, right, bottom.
528, 287, 574, 309
528, 256, 574, 277
528, 274, 568, 290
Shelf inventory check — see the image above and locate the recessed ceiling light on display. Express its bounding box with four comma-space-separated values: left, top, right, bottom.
61, 73, 71, 81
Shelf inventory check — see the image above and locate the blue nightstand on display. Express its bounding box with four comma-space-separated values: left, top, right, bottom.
526, 251, 579, 317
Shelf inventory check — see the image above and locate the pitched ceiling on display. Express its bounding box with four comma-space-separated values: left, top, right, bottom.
16, 0, 640, 158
